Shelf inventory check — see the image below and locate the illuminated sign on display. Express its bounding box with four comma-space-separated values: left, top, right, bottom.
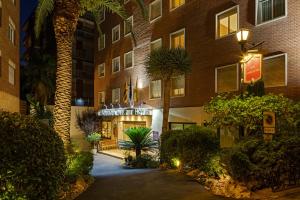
263, 111, 276, 134
242, 53, 262, 84
98, 108, 152, 116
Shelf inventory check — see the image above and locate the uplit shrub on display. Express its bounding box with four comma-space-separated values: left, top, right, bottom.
0, 111, 66, 200
161, 126, 220, 174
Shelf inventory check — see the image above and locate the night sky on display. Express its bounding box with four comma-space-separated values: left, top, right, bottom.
21, 0, 37, 25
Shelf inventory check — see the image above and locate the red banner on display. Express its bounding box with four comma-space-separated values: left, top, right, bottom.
242, 54, 262, 84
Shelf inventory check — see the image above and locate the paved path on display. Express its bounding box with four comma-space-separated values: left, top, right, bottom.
76, 154, 232, 200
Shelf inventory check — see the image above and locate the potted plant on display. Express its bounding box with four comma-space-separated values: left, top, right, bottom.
86, 132, 101, 153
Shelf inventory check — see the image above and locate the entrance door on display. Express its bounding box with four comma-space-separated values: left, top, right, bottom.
123, 121, 146, 141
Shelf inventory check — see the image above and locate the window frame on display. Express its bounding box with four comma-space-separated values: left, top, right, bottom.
170, 75, 185, 97
169, 28, 186, 49
112, 88, 121, 104
255, 0, 288, 26
99, 11, 105, 24
8, 17, 15, 45
8, 59, 15, 86
263, 53, 288, 88
215, 63, 239, 93
112, 24, 120, 44
149, 79, 162, 100
124, 16, 133, 37
150, 38, 162, 52
169, 0, 185, 12
124, 50, 134, 69
98, 34, 105, 51
98, 63, 105, 78
215, 5, 239, 39
149, 0, 162, 23
112, 56, 121, 74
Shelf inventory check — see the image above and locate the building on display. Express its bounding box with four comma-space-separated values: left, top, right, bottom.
0, 0, 20, 112
22, 14, 95, 107
94, 0, 300, 142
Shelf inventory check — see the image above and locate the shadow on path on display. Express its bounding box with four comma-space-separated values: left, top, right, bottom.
77, 154, 232, 200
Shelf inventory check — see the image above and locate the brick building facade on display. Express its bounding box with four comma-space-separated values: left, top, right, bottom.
0, 0, 20, 112
94, 0, 300, 140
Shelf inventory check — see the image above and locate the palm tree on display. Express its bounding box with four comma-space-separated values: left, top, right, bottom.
35, 0, 145, 148
119, 127, 158, 157
146, 48, 191, 132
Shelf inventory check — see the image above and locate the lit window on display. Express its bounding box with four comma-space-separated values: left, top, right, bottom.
8, 60, 15, 85
263, 53, 287, 87
150, 80, 161, 99
98, 91, 105, 106
112, 25, 120, 43
124, 16, 133, 36
170, 0, 185, 10
8, 17, 15, 45
124, 51, 133, 69
98, 63, 105, 77
215, 64, 239, 93
149, 0, 162, 22
0, 1, 2, 27
112, 88, 120, 103
216, 6, 238, 39
98, 34, 105, 51
171, 75, 185, 97
150, 38, 162, 51
256, 0, 286, 25
112, 57, 120, 73
170, 29, 185, 48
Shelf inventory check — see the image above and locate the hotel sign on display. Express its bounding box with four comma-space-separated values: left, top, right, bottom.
98, 108, 152, 117
242, 53, 262, 84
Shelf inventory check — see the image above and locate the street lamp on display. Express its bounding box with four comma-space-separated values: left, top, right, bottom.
236, 28, 250, 52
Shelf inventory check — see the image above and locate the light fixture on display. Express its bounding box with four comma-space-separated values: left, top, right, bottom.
236, 28, 250, 44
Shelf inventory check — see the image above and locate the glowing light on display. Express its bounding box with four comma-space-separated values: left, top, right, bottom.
236, 28, 249, 43
172, 158, 181, 168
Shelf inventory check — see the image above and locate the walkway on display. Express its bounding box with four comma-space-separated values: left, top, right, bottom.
76, 153, 231, 200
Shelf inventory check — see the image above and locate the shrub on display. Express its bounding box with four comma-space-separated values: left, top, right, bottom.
65, 151, 93, 183
127, 154, 159, 169
0, 111, 66, 200
161, 126, 220, 175
226, 135, 300, 191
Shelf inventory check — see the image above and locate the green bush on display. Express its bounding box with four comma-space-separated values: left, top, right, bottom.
86, 132, 101, 143
161, 126, 220, 174
226, 135, 300, 190
128, 154, 159, 169
65, 151, 93, 183
0, 111, 66, 200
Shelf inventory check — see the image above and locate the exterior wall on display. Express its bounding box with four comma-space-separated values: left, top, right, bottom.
0, 0, 20, 112
94, 0, 300, 126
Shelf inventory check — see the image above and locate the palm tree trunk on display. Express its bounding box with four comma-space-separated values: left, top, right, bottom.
136, 147, 141, 157
52, 0, 80, 148
162, 79, 171, 133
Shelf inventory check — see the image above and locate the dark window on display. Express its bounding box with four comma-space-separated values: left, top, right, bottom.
169, 122, 196, 130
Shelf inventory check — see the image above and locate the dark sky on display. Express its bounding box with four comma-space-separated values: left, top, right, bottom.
21, 0, 37, 25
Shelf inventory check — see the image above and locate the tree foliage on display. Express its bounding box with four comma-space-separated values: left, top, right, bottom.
204, 94, 300, 135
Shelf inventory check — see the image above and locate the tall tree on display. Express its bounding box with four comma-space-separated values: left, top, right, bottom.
35, 0, 145, 148
146, 48, 191, 132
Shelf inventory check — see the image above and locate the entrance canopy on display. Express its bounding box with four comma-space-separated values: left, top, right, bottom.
98, 107, 152, 117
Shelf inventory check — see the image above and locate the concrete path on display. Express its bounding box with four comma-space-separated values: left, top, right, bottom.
76, 154, 232, 200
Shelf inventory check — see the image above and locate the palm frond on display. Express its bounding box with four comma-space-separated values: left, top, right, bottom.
34, 0, 54, 38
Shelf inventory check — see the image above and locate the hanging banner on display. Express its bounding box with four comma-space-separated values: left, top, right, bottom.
242, 53, 262, 84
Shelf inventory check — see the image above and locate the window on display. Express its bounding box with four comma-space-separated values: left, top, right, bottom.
263, 53, 287, 87
112, 88, 120, 103
150, 80, 161, 99
170, 0, 185, 10
98, 91, 105, 106
8, 60, 15, 85
171, 75, 185, 97
11, 0, 16, 5
124, 51, 133, 69
112, 57, 120, 73
256, 0, 286, 25
169, 122, 196, 130
8, 17, 15, 45
0, 50, 2, 77
124, 16, 133, 36
112, 25, 120, 43
98, 63, 105, 77
215, 64, 239, 93
170, 29, 185, 48
98, 34, 105, 51
0, 0, 2, 27
216, 6, 238, 39
149, 0, 162, 22
150, 38, 162, 51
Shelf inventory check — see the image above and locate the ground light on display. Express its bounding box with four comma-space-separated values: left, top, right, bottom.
172, 158, 181, 168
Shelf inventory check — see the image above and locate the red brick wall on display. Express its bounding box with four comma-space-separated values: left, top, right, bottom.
0, 0, 20, 112
94, 0, 300, 110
